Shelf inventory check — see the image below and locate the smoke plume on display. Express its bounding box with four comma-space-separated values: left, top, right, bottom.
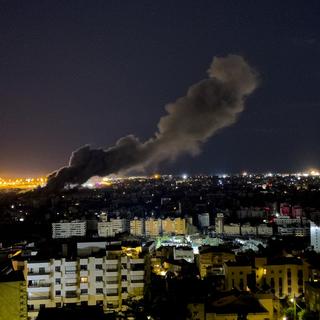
45, 54, 258, 191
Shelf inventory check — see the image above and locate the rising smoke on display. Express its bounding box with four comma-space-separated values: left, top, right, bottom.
45, 54, 258, 191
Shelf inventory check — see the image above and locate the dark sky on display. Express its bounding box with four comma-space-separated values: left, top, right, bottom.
1, 0, 320, 177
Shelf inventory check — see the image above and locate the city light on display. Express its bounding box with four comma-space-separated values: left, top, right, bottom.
0, 177, 47, 189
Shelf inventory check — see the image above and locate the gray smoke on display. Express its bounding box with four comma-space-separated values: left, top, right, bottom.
45, 54, 258, 191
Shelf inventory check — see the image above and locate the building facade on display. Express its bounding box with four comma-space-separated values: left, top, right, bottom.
25, 246, 145, 319
52, 221, 86, 239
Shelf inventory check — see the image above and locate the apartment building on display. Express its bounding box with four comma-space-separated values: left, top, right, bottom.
97, 218, 128, 237
145, 218, 162, 237
162, 217, 186, 235
224, 261, 252, 291
130, 218, 144, 236
258, 257, 308, 298
311, 221, 320, 253
52, 221, 86, 239
25, 244, 145, 319
197, 246, 235, 279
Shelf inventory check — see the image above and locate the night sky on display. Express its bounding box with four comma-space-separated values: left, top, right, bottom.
1, 1, 320, 177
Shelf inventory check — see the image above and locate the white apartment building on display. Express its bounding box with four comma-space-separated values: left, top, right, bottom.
215, 213, 224, 234
257, 224, 273, 236
274, 215, 307, 226
241, 224, 257, 236
310, 221, 320, 252
26, 246, 145, 319
52, 221, 86, 239
98, 218, 128, 237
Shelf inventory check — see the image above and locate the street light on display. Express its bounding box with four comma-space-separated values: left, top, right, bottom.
290, 295, 303, 320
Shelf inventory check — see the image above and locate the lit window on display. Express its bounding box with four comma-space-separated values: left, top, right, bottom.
80, 277, 88, 283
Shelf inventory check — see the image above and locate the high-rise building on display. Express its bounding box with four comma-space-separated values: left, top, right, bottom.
25, 244, 145, 320
198, 212, 210, 229
311, 221, 320, 253
215, 213, 224, 234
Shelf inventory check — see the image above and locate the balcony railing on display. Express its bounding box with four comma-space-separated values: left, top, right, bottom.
29, 283, 51, 288
28, 271, 50, 275
28, 296, 50, 300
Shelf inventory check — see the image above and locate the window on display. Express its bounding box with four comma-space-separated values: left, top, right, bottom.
270, 278, 275, 288
287, 269, 291, 278
80, 289, 88, 294
96, 276, 103, 282
288, 287, 292, 294
80, 265, 87, 271
40, 304, 45, 309
55, 290, 61, 296
122, 275, 127, 281
39, 267, 45, 274
55, 266, 61, 272
288, 279, 291, 286
239, 279, 244, 290
80, 277, 88, 283
55, 279, 61, 285
96, 288, 103, 294
298, 270, 303, 278
96, 264, 103, 270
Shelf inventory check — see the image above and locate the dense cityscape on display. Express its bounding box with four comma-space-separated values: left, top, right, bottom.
1, 1, 320, 319
1, 173, 320, 319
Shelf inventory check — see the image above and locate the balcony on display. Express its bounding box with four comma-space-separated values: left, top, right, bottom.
106, 283, 118, 289
106, 292, 119, 297
28, 295, 50, 302
27, 273, 50, 281
63, 296, 79, 303
28, 285, 51, 293
64, 283, 78, 291
28, 283, 51, 288
80, 282, 88, 289
28, 270, 50, 275
80, 270, 88, 277
130, 270, 144, 276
